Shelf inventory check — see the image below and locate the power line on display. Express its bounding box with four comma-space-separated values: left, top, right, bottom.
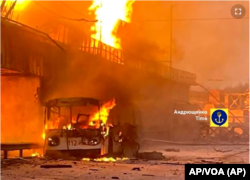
58, 1, 92, 21
57, 1, 94, 29
33, 1, 97, 23
135, 17, 249, 22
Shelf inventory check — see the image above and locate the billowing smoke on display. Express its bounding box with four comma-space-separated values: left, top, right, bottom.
117, 22, 167, 63
118, 1, 249, 90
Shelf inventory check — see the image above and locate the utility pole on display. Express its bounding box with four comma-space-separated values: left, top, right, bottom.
160, 5, 174, 78
99, 0, 103, 42
169, 5, 173, 77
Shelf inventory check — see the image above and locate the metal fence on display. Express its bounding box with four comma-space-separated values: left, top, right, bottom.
80, 38, 196, 84
1, 14, 197, 84
80, 38, 124, 64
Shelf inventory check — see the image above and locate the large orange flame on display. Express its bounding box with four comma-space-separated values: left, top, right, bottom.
88, 98, 116, 128
88, 0, 134, 49
0, 0, 28, 11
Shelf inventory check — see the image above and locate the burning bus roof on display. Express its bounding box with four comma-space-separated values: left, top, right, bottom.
46, 97, 100, 107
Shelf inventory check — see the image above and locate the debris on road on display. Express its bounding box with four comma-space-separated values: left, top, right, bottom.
213, 147, 232, 153
196, 157, 215, 159
40, 164, 72, 168
165, 148, 180, 152
221, 150, 249, 160
2, 157, 31, 162
111, 177, 119, 179
89, 169, 99, 171
131, 167, 141, 171
142, 174, 155, 176
173, 171, 178, 175
200, 160, 223, 164
138, 151, 165, 160
161, 162, 182, 165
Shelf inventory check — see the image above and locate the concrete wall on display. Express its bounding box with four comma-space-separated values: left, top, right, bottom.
40, 51, 198, 141
1, 76, 43, 144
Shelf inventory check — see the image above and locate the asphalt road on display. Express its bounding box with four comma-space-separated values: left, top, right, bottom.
1, 144, 249, 180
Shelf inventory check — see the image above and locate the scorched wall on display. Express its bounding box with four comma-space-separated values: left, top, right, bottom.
1, 76, 43, 144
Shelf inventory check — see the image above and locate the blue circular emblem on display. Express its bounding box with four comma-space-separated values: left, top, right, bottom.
211, 110, 227, 126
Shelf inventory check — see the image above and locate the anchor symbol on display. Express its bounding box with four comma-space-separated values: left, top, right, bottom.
215, 111, 224, 123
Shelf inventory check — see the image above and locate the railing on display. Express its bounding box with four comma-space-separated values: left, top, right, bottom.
126, 59, 196, 84
79, 38, 196, 84
80, 38, 124, 64
1, 15, 196, 84
229, 116, 249, 124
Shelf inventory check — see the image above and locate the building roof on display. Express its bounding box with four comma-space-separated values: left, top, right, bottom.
1, 17, 65, 52
46, 97, 100, 107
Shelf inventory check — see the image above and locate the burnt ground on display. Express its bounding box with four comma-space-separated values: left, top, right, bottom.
1, 143, 249, 180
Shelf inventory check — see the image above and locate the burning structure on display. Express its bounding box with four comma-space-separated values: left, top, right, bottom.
1, 0, 199, 159
43, 97, 113, 158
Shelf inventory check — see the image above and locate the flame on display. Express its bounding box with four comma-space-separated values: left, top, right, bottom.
63, 124, 71, 130
13, 0, 28, 10
42, 132, 45, 140
0, 0, 28, 11
82, 158, 91, 161
88, 98, 116, 128
94, 157, 116, 162
42, 124, 48, 140
82, 157, 129, 162
31, 152, 40, 157
88, 0, 134, 49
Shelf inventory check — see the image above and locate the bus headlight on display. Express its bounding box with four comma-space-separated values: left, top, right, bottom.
82, 138, 99, 145
48, 136, 60, 146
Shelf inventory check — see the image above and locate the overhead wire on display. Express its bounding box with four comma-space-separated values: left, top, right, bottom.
58, 1, 92, 20
134, 17, 249, 22
57, 1, 94, 29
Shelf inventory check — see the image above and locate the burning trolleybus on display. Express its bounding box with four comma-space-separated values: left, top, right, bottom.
43, 97, 112, 158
